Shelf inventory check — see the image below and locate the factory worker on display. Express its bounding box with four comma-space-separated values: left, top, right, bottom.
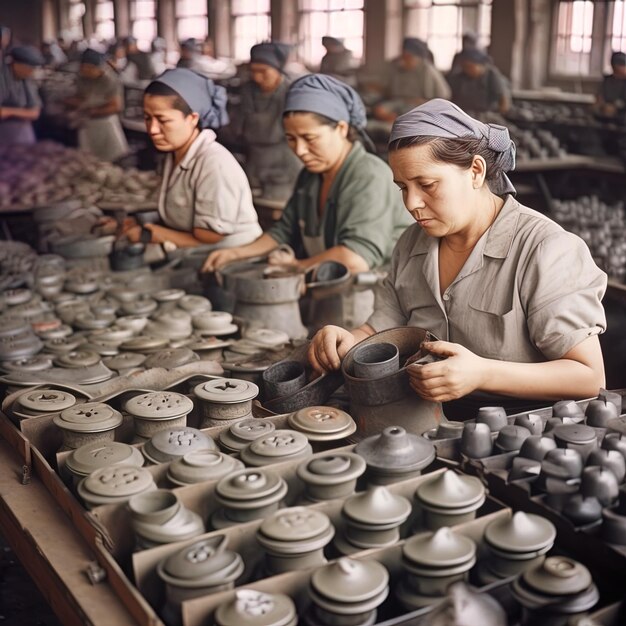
595, 52, 626, 119
235, 42, 302, 200
448, 49, 511, 114
320, 36, 354, 79
204, 74, 412, 276
124, 36, 156, 81
308, 100, 607, 417
374, 37, 450, 122
0, 26, 11, 62
150, 37, 168, 76
119, 68, 261, 249
65, 48, 129, 162
0, 45, 44, 145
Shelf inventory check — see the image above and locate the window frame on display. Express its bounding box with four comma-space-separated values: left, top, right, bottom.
130, 0, 157, 51
230, 0, 272, 62
175, 0, 209, 42
94, 0, 115, 41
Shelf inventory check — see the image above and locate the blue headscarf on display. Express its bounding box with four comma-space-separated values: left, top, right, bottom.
250, 42, 291, 71
151, 68, 229, 129
80, 48, 105, 67
390, 99, 516, 196
10, 45, 45, 66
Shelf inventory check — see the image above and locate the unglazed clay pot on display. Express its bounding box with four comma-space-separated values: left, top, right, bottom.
476, 406, 508, 433
514, 414, 544, 436
581, 466, 619, 506
65, 440, 144, 485
553, 424, 598, 460
494, 425, 532, 453
262, 360, 307, 400
14, 387, 76, 418
193, 378, 259, 428
562, 495, 602, 527
142, 427, 216, 464
124, 391, 194, 440
77, 464, 156, 509
552, 400, 584, 422
585, 398, 619, 428
297, 452, 366, 502
219, 418, 276, 454
53, 402, 122, 451
518, 436, 557, 462
287, 406, 356, 443
214, 589, 297, 626
460, 422, 493, 459
240, 429, 313, 467
167, 450, 244, 486
352, 342, 400, 380
585, 448, 626, 482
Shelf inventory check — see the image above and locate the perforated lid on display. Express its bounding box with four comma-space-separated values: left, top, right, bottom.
297, 452, 366, 486
288, 406, 356, 440
260, 506, 332, 542
521, 556, 592, 596
54, 349, 101, 368
18, 388, 76, 412
54, 402, 122, 433
216, 468, 287, 503
214, 589, 297, 626
167, 450, 244, 485
142, 427, 215, 464
194, 378, 259, 404
79, 465, 155, 498
124, 391, 194, 419
66, 441, 144, 477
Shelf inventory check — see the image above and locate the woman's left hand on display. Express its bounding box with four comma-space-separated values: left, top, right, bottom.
124, 225, 143, 243
407, 341, 487, 402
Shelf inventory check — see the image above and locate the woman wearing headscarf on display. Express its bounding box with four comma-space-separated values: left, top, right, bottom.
203, 73, 412, 276
120, 68, 261, 249
308, 100, 606, 417
235, 42, 302, 200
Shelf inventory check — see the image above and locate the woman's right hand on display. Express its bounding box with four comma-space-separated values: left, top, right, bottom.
308, 325, 357, 374
202, 247, 241, 273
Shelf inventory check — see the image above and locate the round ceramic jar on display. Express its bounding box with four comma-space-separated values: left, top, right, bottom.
585, 399, 619, 428
514, 414, 544, 436
212, 467, 288, 529
479, 511, 556, 583
553, 424, 598, 460
146, 310, 193, 340
287, 406, 357, 443
297, 452, 366, 502
219, 418, 276, 454
167, 450, 244, 486
337, 485, 411, 554
414, 470, 486, 530
157, 535, 244, 623
178, 294, 212, 315
1, 354, 53, 373
257, 507, 334, 574
194, 378, 259, 428
552, 400, 585, 422
53, 402, 123, 451
511, 557, 599, 625
494, 425, 532, 453
14, 388, 76, 418
476, 406, 508, 433
77, 465, 156, 509
121, 295, 158, 316
423, 421, 465, 441
129, 489, 205, 549
214, 589, 297, 626
586, 448, 626, 482
240, 430, 313, 467
262, 361, 307, 401
352, 342, 400, 380
124, 391, 194, 439
65, 440, 144, 485
54, 349, 101, 369
192, 311, 237, 336
307, 558, 389, 626
397, 527, 476, 610
142, 427, 216, 464
153, 288, 186, 303
354, 426, 436, 485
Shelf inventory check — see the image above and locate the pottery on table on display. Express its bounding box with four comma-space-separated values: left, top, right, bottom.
193, 378, 259, 428
212, 467, 288, 529
214, 589, 297, 626
65, 440, 144, 485
219, 418, 276, 453
352, 342, 400, 380
14, 388, 76, 418
257, 506, 334, 574
240, 429, 313, 467
585, 398, 619, 428
552, 424, 598, 460
460, 422, 493, 459
602, 432, 626, 462
581, 466, 619, 506
336, 485, 411, 554
53, 402, 123, 451
514, 414, 544, 436
414, 470, 486, 530
177, 294, 212, 315
142, 427, 216, 464
192, 310, 237, 336
598, 389, 623, 414
585, 448, 626, 482
77, 464, 157, 509
262, 361, 307, 400
552, 400, 585, 422
287, 406, 357, 443
518, 436, 558, 462
494, 425, 532, 453
562, 495, 603, 527
424, 420, 465, 441
307, 557, 389, 626
297, 452, 366, 502
143, 347, 199, 370
354, 426, 436, 485
124, 391, 194, 440
167, 449, 244, 486
129, 489, 205, 549
476, 406, 508, 433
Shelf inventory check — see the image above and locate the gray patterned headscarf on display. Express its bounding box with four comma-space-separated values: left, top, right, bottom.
389, 98, 516, 195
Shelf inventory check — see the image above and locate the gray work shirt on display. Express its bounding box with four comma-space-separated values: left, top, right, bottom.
386, 59, 451, 102
368, 196, 607, 362
448, 66, 509, 113
158, 129, 262, 246
0, 61, 41, 109
599, 75, 626, 107
75, 66, 123, 108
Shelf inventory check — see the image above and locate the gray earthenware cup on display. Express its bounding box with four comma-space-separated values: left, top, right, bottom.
353, 342, 400, 379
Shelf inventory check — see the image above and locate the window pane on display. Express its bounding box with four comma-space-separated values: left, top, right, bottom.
177, 17, 208, 39
96, 1, 114, 21
232, 0, 270, 14
132, 0, 155, 20
95, 20, 115, 40
552, 0, 593, 75
233, 14, 271, 59
176, 0, 207, 17
132, 19, 157, 49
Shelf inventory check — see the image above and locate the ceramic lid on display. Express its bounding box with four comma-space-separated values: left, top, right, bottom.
54, 402, 122, 433
124, 391, 194, 419
142, 427, 215, 464
66, 441, 144, 477
79, 465, 155, 499
553, 424, 597, 445
167, 450, 244, 486
219, 418, 276, 450
159, 536, 244, 587
102, 352, 146, 370
216, 468, 287, 502
2, 354, 53, 372
288, 406, 356, 441
244, 328, 289, 348
552, 400, 584, 420
415, 470, 485, 510
121, 297, 158, 316
44, 336, 84, 353
259, 506, 331, 542
143, 347, 197, 369
214, 589, 296, 626
297, 452, 366, 486
153, 288, 185, 302
342, 485, 412, 526
485, 511, 556, 553
403, 527, 476, 568
521, 556, 592, 596
240, 430, 312, 466
120, 335, 169, 351
354, 426, 436, 474
18, 388, 76, 412
311, 557, 389, 604
608, 416, 626, 436
193, 378, 259, 404
178, 294, 212, 313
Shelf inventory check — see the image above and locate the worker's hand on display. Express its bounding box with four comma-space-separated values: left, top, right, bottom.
268, 247, 296, 266
602, 103, 617, 117
373, 105, 397, 123
202, 248, 241, 273
407, 341, 487, 402
124, 225, 143, 243
308, 325, 357, 374
0, 108, 6, 120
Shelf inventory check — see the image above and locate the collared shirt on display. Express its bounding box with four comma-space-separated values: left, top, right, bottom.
386, 59, 451, 102
448, 66, 509, 113
158, 129, 262, 246
267, 141, 414, 268
0, 61, 41, 109
600, 74, 626, 107
368, 196, 607, 362
75, 66, 123, 108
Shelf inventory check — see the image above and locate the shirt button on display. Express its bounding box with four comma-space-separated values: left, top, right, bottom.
443, 293, 450, 301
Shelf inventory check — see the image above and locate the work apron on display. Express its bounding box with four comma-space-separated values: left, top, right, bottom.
299, 220, 375, 329
0, 119, 36, 145
78, 115, 128, 162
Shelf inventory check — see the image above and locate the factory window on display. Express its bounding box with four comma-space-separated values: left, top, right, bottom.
403, 0, 492, 71
552, 0, 594, 74
131, 0, 157, 51
231, 0, 272, 61
176, 0, 209, 41
67, 0, 85, 40
606, 0, 626, 70
94, 0, 115, 41
298, 0, 365, 67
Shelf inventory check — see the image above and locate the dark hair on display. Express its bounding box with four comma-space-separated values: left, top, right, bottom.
283, 111, 364, 147
144, 81, 192, 116
388, 135, 505, 193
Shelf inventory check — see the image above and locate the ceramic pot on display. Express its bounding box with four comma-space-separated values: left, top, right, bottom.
585, 398, 619, 428
460, 422, 493, 459
297, 452, 366, 502
178, 294, 212, 315
77, 464, 156, 509
337, 485, 411, 554
602, 432, 626, 461
124, 391, 194, 439
214, 589, 297, 626
585, 448, 626, 482
240, 429, 313, 467
425, 421, 464, 440
476, 406, 508, 433
14, 388, 76, 418
552, 400, 585, 422
53, 402, 123, 451
552, 424, 598, 460
307, 558, 389, 626
581, 466, 619, 506
518, 436, 557, 462
354, 426, 436, 485
287, 406, 356, 444
514, 414, 544, 436
219, 418, 276, 454
194, 378, 259, 428
414, 470, 486, 530
167, 450, 244, 486
257, 507, 335, 574
65, 440, 144, 485
142, 427, 216, 464
352, 342, 400, 380
494, 425, 532, 453
601, 507, 626, 545
562, 495, 602, 527
598, 389, 622, 414
262, 361, 307, 400
212, 467, 288, 529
